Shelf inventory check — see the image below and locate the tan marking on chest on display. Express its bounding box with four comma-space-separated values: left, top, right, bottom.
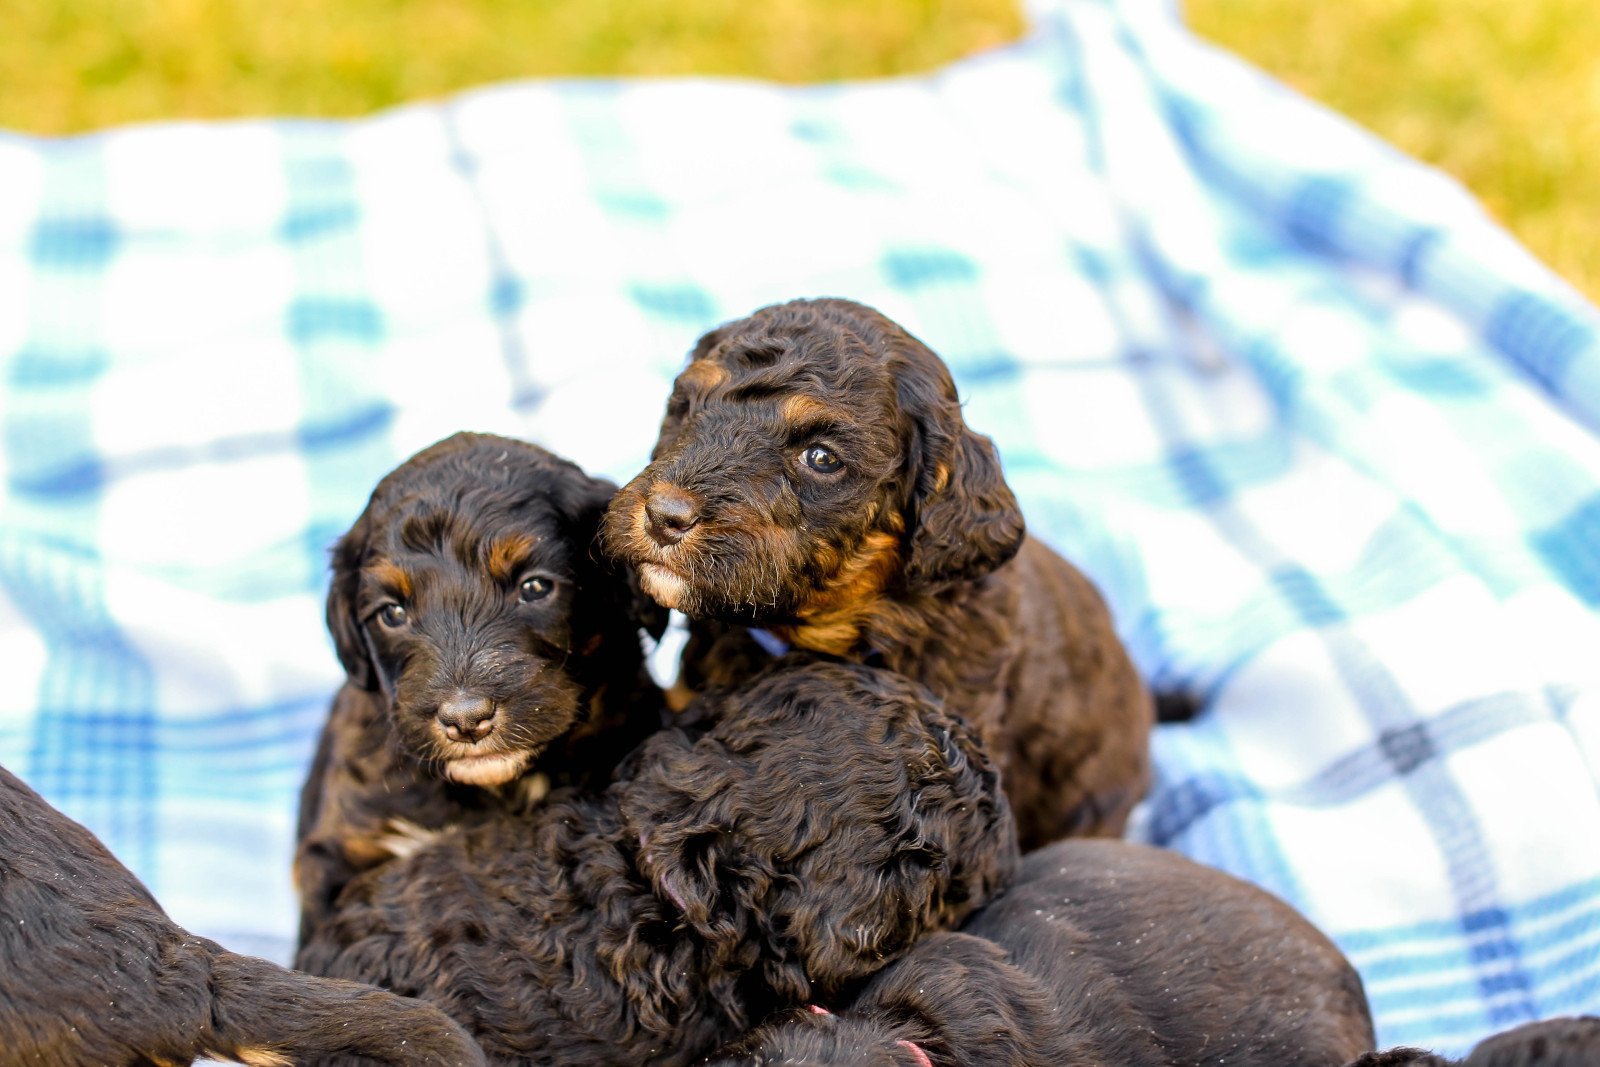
775, 528, 904, 656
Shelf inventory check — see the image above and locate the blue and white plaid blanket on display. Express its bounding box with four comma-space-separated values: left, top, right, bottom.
3, 0, 1599, 1055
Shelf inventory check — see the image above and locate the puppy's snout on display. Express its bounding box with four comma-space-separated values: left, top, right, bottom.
644, 484, 702, 547
437, 692, 497, 743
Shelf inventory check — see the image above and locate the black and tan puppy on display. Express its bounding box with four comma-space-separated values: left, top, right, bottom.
711, 839, 1374, 1067
0, 764, 484, 1067
1350, 1018, 1600, 1066
297, 432, 665, 944
603, 297, 1151, 847
297, 658, 1018, 1067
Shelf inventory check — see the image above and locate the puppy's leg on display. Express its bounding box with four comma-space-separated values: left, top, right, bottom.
200, 944, 485, 1067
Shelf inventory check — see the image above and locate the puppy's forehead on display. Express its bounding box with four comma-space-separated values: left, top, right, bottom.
684, 327, 895, 421
371, 495, 575, 575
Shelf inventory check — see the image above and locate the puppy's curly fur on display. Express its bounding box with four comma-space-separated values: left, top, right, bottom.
296, 658, 1019, 1067
297, 432, 665, 945
0, 765, 484, 1067
711, 840, 1374, 1067
1347, 1018, 1600, 1067
603, 297, 1152, 847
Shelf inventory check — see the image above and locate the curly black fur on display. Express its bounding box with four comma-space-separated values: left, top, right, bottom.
711, 839, 1375, 1067
297, 432, 666, 945
0, 764, 484, 1067
602, 297, 1152, 847
296, 658, 1018, 1067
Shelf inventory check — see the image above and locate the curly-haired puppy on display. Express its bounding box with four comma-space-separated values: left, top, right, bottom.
0, 764, 484, 1067
296, 658, 1019, 1067
1348, 1018, 1600, 1066
297, 432, 665, 944
602, 297, 1152, 847
710, 839, 1374, 1067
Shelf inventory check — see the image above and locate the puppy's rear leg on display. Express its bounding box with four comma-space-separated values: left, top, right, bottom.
201, 945, 485, 1067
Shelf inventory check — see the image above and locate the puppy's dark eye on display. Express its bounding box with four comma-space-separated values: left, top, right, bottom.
802, 446, 843, 474
377, 603, 408, 628
519, 577, 554, 603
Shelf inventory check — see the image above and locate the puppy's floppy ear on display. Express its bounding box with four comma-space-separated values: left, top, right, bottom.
554, 466, 669, 640
551, 466, 620, 545
626, 565, 671, 640
325, 514, 376, 692
622, 735, 751, 960
892, 341, 1026, 590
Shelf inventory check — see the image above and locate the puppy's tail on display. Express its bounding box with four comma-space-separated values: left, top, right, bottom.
198, 943, 486, 1067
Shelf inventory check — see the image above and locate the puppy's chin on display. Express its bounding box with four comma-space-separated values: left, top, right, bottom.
638, 562, 689, 611
443, 752, 530, 787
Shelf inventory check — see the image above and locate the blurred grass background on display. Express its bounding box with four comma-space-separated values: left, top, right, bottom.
1, 0, 1595, 302
1187, 0, 1600, 305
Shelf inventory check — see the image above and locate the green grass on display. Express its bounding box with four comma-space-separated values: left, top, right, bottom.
2, 0, 1594, 302
0, 0, 1022, 132
1188, 0, 1600, 303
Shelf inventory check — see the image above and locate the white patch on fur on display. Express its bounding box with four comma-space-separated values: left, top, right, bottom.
375, 818, 444, 860
512, 771, 551, 809
443, 751, 528, 787
644, 609, 691, 691
638, 563, 686, 611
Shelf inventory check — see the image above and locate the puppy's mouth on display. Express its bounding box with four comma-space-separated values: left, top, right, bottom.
442, 750, 530, 787
637, 561, 689, 611
409, 691, 581, 788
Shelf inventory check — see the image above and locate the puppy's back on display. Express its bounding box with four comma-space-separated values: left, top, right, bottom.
0, 766, 484, 1067
964, 839, 1374, 1066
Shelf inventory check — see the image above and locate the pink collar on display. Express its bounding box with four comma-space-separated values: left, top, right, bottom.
805, 1005, 934, 1067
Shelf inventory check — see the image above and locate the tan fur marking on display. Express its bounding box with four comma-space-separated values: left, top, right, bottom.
780, 394, 830, 424
931, 462, 951, 494
776, 529, 904, 655
342, 833, 396, 868
367, 560, 412, 599
679, 359, 729, 391
237, 1048, 292, 1067
665, 679, 696, 713
487, 532, 537, 583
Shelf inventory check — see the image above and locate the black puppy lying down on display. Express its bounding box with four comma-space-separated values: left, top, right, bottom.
297, 659, 1018, 1067
713, 839, 1375, 1067
0, 765, 483, 1067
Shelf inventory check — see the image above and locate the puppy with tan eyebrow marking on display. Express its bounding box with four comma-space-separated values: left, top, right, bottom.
603, 297, 1152, 848
296, 432, 665, 947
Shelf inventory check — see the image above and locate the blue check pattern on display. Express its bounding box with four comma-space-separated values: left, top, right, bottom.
3, 0, 1600, 1054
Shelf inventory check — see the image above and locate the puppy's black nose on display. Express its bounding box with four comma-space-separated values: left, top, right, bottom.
437, 693, 496, 743
644, 485, 702, 547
